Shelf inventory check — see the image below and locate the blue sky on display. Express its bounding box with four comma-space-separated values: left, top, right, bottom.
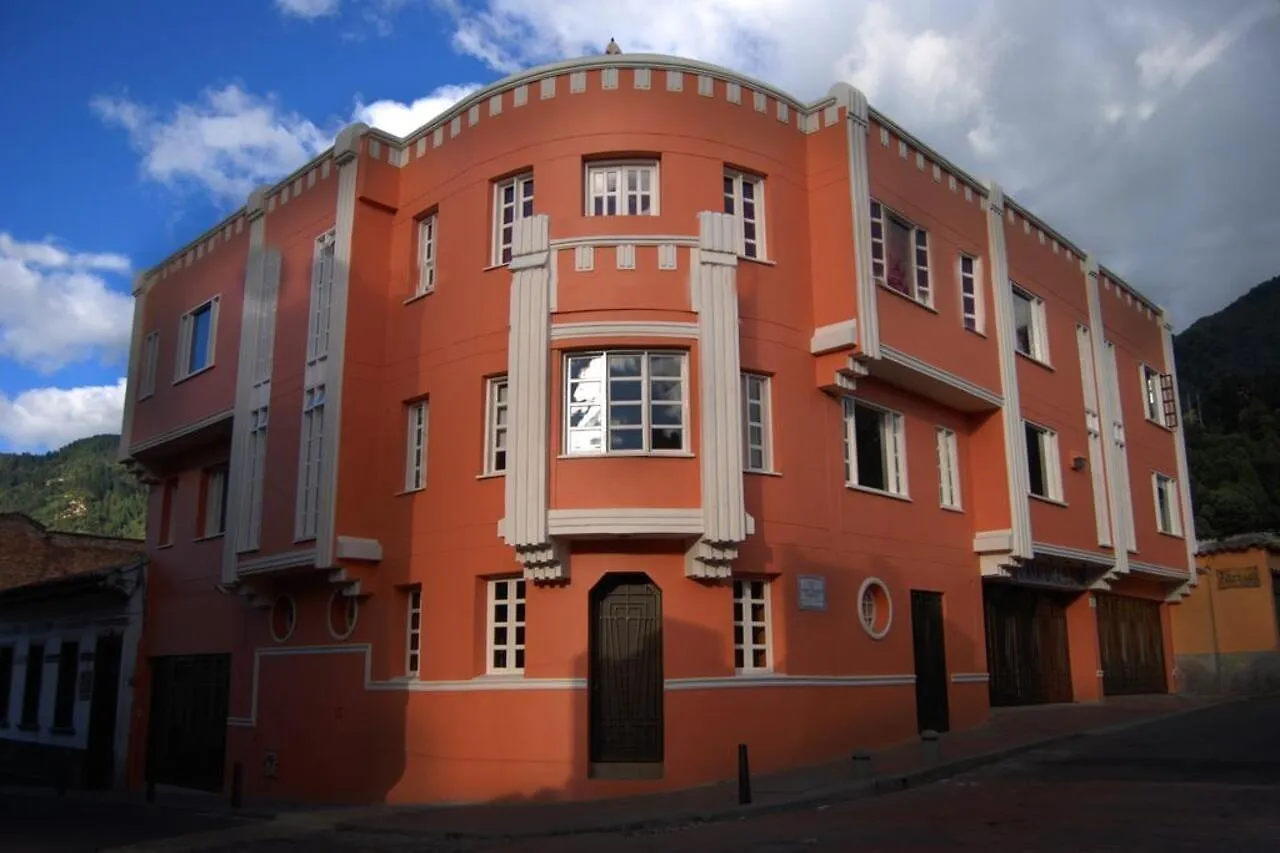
1, 0, 1276, 453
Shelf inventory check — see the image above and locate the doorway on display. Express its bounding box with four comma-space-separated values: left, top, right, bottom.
85, 633, 124, 789
588, 573, 664, 778
146, 654, 231, 792
910, 590, 950, 734
1096, 593, 1167, 695
984, 583, 1074, 706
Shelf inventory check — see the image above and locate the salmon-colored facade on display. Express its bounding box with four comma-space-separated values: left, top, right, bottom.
117, 52, 1198, 804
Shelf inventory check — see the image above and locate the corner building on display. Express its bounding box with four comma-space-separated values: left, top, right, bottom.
117, 52, 1199, 804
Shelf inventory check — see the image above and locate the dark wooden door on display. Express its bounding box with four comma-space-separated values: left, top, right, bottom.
589, 574, 664, 768
1096, 593, 1167, 695
910, 590, 950, 733
85, 633, 124, 789
984, 584, 1074, 706
146, 654, 231, 792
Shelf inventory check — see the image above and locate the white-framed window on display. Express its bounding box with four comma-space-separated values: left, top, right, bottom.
959, 255, 982, 332
1025, 421, 1063, 502
1153, 473, 1183, 536
585, 161, 658, 216
140, 331, 159, 399
405, 400, 428, 491
405, 586, 422, 677
493, 172, 534, 266
870, 200, 931, 306
487, 577, 526, 674
484, 376, 508, 474
307, 232, 336, 362
175, 296, 220, 381
202, 465, 228, 538
733, 579, 772, 672
1011, 283, 1049, 363
936, 427, 961, 510
417, 213, 437, 296
843, 398, 908, 496
723, 169, 766, 260
238, 405, 269, 552
1141, 363, 1167, 425
741, 373, 773, 472
565, 351, 687, 455
296, 385, 325, 541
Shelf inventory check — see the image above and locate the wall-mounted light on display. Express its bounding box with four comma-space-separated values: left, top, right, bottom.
1071, 455, 1087, 472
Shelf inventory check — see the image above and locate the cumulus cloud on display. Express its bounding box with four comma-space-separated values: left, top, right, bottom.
275, 0, 341, 19
353, 84, 482, 136
0, 379, 127, 452
0, 234, 134, 373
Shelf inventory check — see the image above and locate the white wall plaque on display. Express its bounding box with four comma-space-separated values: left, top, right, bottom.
797, 574, 827, 611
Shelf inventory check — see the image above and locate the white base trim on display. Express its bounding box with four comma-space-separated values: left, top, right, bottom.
666, 673, 914, 690
545, 507, 704, 538
950, 672, 990, 684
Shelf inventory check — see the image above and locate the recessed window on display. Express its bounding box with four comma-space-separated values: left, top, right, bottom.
405, 586, 422, 677
936, 427, 961, 510
565, 351, 687, 455
723, 169, 766, 260
959, 255, 982, 332
493, 172, 534, 266
405, 400, 428, 491
585, 161, 658, 216
20, 641, 44, 728
1012, 284, 1049, 363
296, 384, 326, 541
52, 639, 79, 732
870, 201, 931, 306
843, 398, 908, 496
1153, 473, 1182, 536
487, 578, 526, 674
269, 596, 296, 644
202, 465, 228, 538
140, 331, 159, 399
175, 297, 219, 381
733, 579, 772, 672
1025, 421, 1063, 502
485, 377, 509, 474
417, 213, 438, 296
741, 373, 773, 472
307, 231, 336, 362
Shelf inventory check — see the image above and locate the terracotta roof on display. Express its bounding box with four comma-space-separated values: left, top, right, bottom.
0, 512, 146, 594
1196, 532, 1280, 557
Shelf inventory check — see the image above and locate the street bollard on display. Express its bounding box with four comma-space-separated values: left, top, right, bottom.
921, 729, 941, 764
851, 750, 874, 780
230, 761, 243, 809
737, 743, 752, 805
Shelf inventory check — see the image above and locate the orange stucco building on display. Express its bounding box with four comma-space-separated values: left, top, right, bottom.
117, 50, 1198, 804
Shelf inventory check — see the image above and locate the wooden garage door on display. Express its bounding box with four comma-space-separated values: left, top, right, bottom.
1096, 594, 1167, 696
984, 584, 1074, 706
146, 654, 231, 792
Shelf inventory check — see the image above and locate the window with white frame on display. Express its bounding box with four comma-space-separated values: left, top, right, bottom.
238, 405, 269, 552
175, 297, 219, 381
202, 465, 228, 538
741, 373, 773, 472
959, 255, 982, 332
417, 213, 437, 296
723, 169, 766, 260
585, 161, 658, 216
485, 377, 508, 474
870, 201, 931, 305
936, 427, 961, 509
405, 400, 428, 491
1025, 421, 1063, 501
565, 351, 687, 455
1141, 364, 1164, 424
308, 232, 336, 362
296, 385, 325, 540
1012, 284, 1049, 362
493, 172, 534, 266
140, 331, 159, 399
405, 586, 422, 677
843, 398, 908, 496
487, 577, 526, 674
733, 579, 771, 672
1153, 473, 1183, 536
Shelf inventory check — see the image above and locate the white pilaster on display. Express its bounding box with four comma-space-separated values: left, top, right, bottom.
1075, 323, 1113, 547
828, 83, 879, 359
1084, 256, 1130, 577
117, 273, 151, 462
1160, 313, 1198, 590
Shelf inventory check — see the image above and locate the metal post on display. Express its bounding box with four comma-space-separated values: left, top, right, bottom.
230, 761, 243, 809
921, 729, 941, 764
737, 743, 752, 805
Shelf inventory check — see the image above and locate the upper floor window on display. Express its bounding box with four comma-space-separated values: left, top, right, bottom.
487, 577, 526, 674
723, 169, 766, 260
1140, 363, 1174, 427
405, 400, 429, 491
175, 297, 219, 381
307, 232, 336, 362
484, 377, 509, 475
586, 161, 658, 216
417, 213, 437, 296
201, 465, 228, 538
1011, 284, 1049, 363
493, 172, 534, 266
843, 398, 908, 497
959, 255, 982, 333
936, 427, 961, 510
565, 351, 687, 455
870, 201, 931, 306
140, 331, 159, 399
741, 372, 773, 473
296, 385, 326, 541
1153, 473, 1183, 536
1025, 421, 1063, 502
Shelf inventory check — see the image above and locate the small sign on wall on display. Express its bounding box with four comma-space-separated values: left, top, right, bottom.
797, 575, 827, 611
1217, 566, 1261, 590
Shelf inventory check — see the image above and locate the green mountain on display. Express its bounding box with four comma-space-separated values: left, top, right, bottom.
0, 434, 146, 539
1175, 274, 1280, 539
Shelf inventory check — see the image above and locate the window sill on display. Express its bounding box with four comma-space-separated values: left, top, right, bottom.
483, 262, 509, 273
1144, 416, 1173, 432
1029, 493, 1068, 508
846, 483, 912, 502
940, 504, 964, 514
878, 282, 938, 314
745, 469, 782, 477
293, 536, 317, 544
739, 255, 776, 267
50, 726, 75, 737
964, 327, 987, 339
193, 533, 225, 543
138, 392, 155, 403
172, 363, 215, 386
156, 542, 174, 550
1015, 350, 1054, 371
403, 291, 434, 305
16, 723, 39, 732
734, 668, 775, 677
475, 471, 506, 480
558, 451, 695, 460
1156, 529, 1185, 540
395, 487, 426, 496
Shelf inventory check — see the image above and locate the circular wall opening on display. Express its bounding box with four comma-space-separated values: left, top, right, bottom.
327, 590, 359, 640
858, 578, 892, 640
269, 595, 297, 643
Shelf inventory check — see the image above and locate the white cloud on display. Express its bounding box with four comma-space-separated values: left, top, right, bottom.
0, 234, 133, 373
0, 379, 127, 452
275, 0, 341, 19
353, 84, 482, 136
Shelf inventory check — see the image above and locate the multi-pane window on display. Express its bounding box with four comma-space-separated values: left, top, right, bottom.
296, 385, 326, 540
843, 398, 908, 496
741, 373, 773, 472
1025, 422, 1063, 501
487, 578, 526, 674
565, 351, 687, 455
493, 172, 535, 266
959, 255, 982, 332
936, 427, 961, 509
52, 639, 78, 731
417, 214, 437, 296
586, 161, 658, 216
1012, 284, 1049, 362
20, 641, 44, 728
1142, 364, 1164, 424
308, 232, 336, 362
238, 406, 269, 552
202, 465, 228, 538
723, 169, 765, 260
1154, 473, 1183, 536
485, 377, 509, 474
733, 580, 771, 672
175, 298, 218, 381
140, 332, 159, 399
405, 400, 428, 491
0, 646, 12, 725
405, 587, 422, 677
870, 201, 931, 305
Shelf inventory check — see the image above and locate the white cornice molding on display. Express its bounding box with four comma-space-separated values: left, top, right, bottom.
1128, 559, 1193, 580
880, 345, 1003, 408
549, 234, 697, 249
237, 548, 317, 576
549, 321, 698, 341
1031, 542, 1115, 567
546, 507, 703, 538
128, 407, 234, 456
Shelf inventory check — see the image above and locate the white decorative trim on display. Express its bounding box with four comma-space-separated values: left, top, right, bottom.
1075, 323, 1113, 547
974, 529, 1013, 553
118, 275, 149, 461
950, 672, 990, 684
1032, 542, 1115, 567
1086, 260, 1132, 578
326, 589, 359, 641
666, 674, 914, 690
880, 345, 1003, 407
238, 549, 317, 575
810, 319, 857, 355
335, 536, 383, 562
550, 234, 696, 250
543, 507, 703, 538
1159, 316, 1198, 587
1128, 559, 1191, 580
829, 83, 879, 359
269, 595, 297, 644
857, 577, 893, 640
549, 321, 698, 341
129, 407, 233, 456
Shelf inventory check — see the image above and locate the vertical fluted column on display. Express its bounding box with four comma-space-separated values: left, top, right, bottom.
1083, 257, 1128, 576
829, 82, 879, 359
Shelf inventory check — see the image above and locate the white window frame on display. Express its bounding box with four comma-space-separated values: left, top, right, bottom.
1024, 420, 1064, 502
417, 213, 438, 296
564, 350, 688, 456
405, 586, 422, 677
1141, 363, 1165, 425
307, 231, 336, 363
842, 397, 908, 497
493, 172, 535, 266
484, 376, 508, 475
723, 169, 766, 260
741, 373, 774, 473
140, 331, 159, 399
585, 160, 659, 216
174, 296, 220, 382
958, 255, 983, 333
1153, 472, 1183, 536
486, 577, 526, 675
203, 465, 228, 538
238, 405, 269, 552
936, 427, 961, 510
405, 400, 428, 491
1011, 283, 1050, 364
295, 385, 325, 541
733, 579, 773, 673
870, 200, 932, 307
